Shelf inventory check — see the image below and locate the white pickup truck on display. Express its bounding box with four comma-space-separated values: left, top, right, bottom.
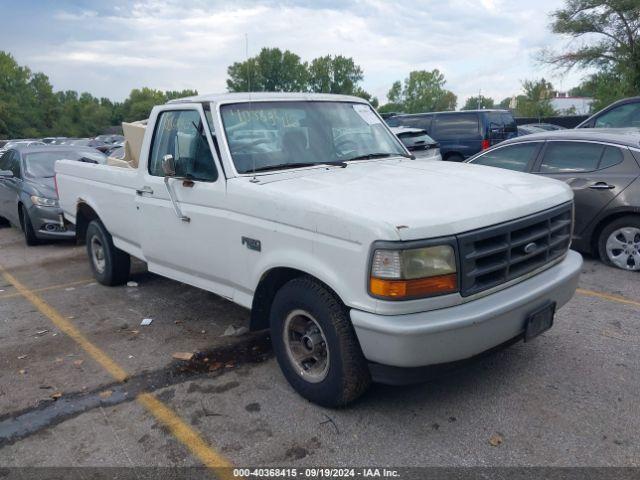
56, 93, 582, 407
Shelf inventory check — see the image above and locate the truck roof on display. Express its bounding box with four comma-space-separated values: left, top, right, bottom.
166, 92, 369, 105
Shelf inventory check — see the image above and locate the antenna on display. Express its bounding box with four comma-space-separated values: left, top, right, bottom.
246, 33, 258, 183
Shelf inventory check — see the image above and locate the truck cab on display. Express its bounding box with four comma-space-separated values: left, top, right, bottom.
56, 93, 582, 407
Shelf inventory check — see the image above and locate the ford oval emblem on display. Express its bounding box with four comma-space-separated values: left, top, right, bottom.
524, 242, 537, 254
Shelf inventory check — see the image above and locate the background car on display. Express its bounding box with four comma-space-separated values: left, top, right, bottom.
385, 109, 517, 161
60, 138, 110, 152
41, 137, 68, 144
389, 126, 441, 160
466, 129, 640, 271
95, 134, 125, 144
0, 146, 107, 245
0, 139, 45, 153
577, 96, 640, 129
521, 123, 565, 131
517, 125, 546, 136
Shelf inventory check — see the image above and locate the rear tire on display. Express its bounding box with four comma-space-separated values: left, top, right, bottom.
20, 206, 39, 246
86, 220, 130, 285
270, 276, 371, 407
446, 153, 464, 162
597, 215, 640, 271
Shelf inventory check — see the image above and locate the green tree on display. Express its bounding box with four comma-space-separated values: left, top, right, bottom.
462, 95, 495, 110
308, 55, 363, 94
516, 78, 557, 118
382, 70, 457, 113
120, 88, 166, 122
227, 47, 308, 92
0, 52, 36, 138
499, 97, 513, 109
545, 0, 640, 105
0, 50, 200, 139
569, 71, 628, 110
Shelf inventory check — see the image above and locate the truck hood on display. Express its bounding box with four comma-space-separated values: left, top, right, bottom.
246, 159, 573, 241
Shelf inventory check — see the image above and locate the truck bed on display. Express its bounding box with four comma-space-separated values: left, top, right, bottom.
56, 160, 144, 258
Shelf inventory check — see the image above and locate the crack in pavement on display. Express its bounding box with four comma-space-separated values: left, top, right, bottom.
0, 333, 272, 448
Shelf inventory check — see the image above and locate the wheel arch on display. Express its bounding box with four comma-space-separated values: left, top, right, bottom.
590, 208, 640, 256
75, 200, 102, 244
249, 267, 346, 332
443, 151, 464, 161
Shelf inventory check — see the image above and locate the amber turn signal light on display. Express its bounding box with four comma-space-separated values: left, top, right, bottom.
370, 273, 458, 300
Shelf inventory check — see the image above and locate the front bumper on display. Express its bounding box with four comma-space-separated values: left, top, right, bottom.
350, 250, 582, 375
28, 205, 75, 239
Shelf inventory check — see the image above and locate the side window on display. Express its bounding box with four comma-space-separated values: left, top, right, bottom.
599, 146, 624, 169
471, 143, 540, 172
149, 110, 218, 181
7, 151, 21, 178
0, 151, 10, 170
402, 115, 432, 131
500, 113, 517, 133
539, 142, 603, 173
595, 103, 640, 128
434, 113, 479, 137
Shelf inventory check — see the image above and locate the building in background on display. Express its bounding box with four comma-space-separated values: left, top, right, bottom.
551, 92, 594, 115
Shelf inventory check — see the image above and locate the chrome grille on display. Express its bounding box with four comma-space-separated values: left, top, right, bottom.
457, 202, 573, 297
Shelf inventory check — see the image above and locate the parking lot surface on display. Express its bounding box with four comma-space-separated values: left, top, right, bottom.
0, 225, 639, 470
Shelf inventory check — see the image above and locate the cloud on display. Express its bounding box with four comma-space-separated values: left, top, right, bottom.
1, 0, 585, 104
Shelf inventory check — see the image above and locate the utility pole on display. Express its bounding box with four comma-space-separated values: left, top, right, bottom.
477, 89, 482, 110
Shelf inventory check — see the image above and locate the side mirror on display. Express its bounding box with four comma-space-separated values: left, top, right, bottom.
161, 154, 176, 177
0, 170, 13, 179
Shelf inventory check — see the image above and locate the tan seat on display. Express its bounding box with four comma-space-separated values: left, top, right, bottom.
121, 121, 147, 168
106, 156, 134, 168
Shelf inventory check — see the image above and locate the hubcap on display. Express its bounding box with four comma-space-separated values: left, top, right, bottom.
90, 235, 106, 274
606, 227, 640, 271
283, 309, 330, 383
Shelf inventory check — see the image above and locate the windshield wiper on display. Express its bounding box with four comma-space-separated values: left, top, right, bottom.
247, 162, 323, 173
342, 152, 413, 162
246, 161, 347, 173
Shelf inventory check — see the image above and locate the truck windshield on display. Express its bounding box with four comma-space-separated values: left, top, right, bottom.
220, 101, 407, 174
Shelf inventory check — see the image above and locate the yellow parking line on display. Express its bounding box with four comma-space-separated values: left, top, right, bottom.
577, 288, 640, 309
0, 278, 94, 300
0, 266, 234, 476
138, 393, 233, 474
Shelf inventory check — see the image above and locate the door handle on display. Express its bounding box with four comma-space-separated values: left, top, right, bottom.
136, 186, 154, 196
588, 182, 615, 190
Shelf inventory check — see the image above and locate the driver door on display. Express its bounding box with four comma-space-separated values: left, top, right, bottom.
135, 105, 234, 299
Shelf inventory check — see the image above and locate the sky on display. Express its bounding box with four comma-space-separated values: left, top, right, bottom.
0, 0, 588, 105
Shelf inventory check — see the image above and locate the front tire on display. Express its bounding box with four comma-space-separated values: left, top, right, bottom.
597, 215, 640, 271
20, 206, 39, 246
270, 276, 371, 407
86, 220, 130, 285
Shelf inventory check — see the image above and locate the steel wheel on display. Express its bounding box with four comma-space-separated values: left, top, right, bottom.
605, 227, 640, 271
90, 235, 106, 274
283, 309, 330, 383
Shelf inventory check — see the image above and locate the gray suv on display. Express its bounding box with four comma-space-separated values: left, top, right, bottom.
466, 129, 640, 271
0, 146, 106, 245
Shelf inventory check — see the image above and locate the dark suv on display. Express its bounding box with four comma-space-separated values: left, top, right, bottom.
385, 110, 517, 161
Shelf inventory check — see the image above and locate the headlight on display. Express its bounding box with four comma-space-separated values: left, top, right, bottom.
31, 195, 58, 207
370, 244, 457, 300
